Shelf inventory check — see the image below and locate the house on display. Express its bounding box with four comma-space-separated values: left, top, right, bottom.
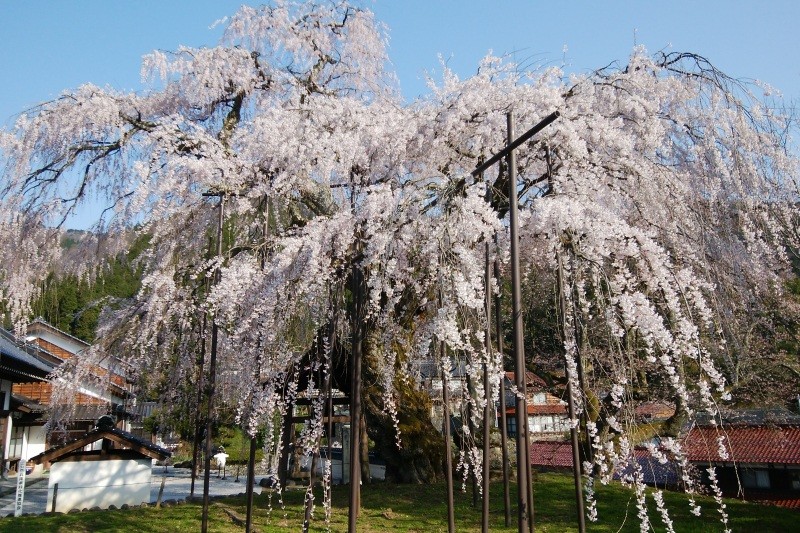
29, 418, 170, 512
10, 318, 134, 465
0, 327, 54, 475
682, 409, 800, 508
503, 372, 569, 440
416, 360, 570, 442
417, 358, 470, 431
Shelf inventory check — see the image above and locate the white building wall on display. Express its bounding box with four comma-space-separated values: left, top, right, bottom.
9, 425, 47, 471
46, 458, 152, 513
0, 379, 12, 411
25, 426, 47, 463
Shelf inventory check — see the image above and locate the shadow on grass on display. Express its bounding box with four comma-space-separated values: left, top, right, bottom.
0, 473, 796, 532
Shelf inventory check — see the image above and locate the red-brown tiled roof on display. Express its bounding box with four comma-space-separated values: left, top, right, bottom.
740, 490, 800, 509
529, 441, 574, 468
683, 425, 800, 465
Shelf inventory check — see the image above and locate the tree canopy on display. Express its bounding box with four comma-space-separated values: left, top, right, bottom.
1, 1, 798, 529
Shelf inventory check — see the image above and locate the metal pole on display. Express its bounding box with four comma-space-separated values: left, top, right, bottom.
327, 304, 336, 492
190, 311, 207, 498
442, 341, 456, 533
567, 378, 587, 532
201, 194, 225, 533
246, 196, 269, 533
558, 252, 586, 533
467, 374, 479, 508
473, 112, 560, 178
482, 219, 492, 533
305, 337, 329, 532
507, 111, 531, 533
245, 436, 257, 532
348, 262, 363, 533
495, 248, 512, 527
278, 404, 293, 487
325, 298, 337, 518
524, 379, 535, 533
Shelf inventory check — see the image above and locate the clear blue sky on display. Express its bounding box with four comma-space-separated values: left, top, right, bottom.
1, 1, 799, 128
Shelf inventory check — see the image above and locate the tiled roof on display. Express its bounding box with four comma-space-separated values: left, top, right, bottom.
29, 317, 90, 348
628, 448, 680, 487
742, 491, 800, 509
0, 328, 54, 379
683, 425, 800, 465
30, 426, 171, 464
694, 409, 800, 427
529, 441, 574, 468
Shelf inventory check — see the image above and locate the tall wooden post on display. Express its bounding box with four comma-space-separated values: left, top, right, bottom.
246, 195, 269, 533
348, 262, 363, 532
482, 216, 493, 533
442, 342, 456, 533
201, 193, 226, 533
245, 435, 257, 532
558, 252, 586, 533
507, 111, 532, 533
469, 110, 559, 532
495, 249, 512, 527
190, 311, 207, 498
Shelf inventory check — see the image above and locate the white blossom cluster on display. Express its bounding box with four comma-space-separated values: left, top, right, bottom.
1, 1, 798, 530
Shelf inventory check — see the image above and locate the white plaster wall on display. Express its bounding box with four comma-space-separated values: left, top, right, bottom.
46, 458, 152, 513
25, 426, 47, 460
0, 380, 12, 411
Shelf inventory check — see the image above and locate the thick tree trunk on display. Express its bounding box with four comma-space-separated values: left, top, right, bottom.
360, 409, 370, 483
362, 329, 445, 483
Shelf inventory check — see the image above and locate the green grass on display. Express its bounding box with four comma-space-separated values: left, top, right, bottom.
0, 473, 795, 532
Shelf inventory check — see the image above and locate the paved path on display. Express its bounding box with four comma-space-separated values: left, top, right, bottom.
0, 467, 261, 515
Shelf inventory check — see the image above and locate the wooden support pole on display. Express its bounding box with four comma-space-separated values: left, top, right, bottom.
245, 436, 257, 533
347, 263, 363, 532
507, 111, 531, 533
201, 194, 226, 533
51, 483, 58, 513
442, 342, 456, 533
495, 254, 512, 527
482, 228, 492, 533
190, 312, 207, 498
558, 251, 586, 533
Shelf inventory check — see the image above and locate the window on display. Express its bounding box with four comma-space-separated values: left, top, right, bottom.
791, 472, 800, 490
741, 469, 770, 489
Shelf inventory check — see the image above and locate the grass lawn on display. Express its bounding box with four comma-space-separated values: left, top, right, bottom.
0, 472, 795, 532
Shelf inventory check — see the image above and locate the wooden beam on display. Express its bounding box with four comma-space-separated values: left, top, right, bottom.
30, 428, 170, 464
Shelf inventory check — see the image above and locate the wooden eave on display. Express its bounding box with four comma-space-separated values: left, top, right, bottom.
30, 428, 170, 464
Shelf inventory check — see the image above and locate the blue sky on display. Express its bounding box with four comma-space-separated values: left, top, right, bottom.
1, 0, 798, 129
